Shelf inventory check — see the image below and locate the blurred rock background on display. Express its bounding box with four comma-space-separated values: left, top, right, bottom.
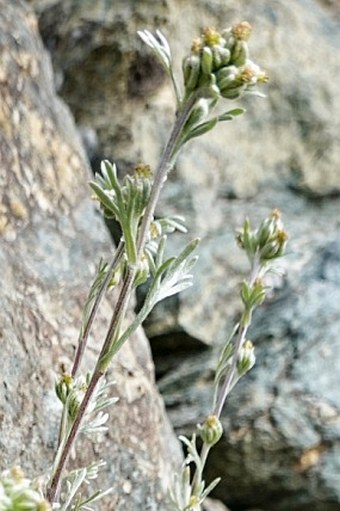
2, 0, 340, 510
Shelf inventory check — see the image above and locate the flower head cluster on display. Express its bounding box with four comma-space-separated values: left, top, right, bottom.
0, 467, 50, 511
182, 22, 268, 100
236, 209, 288, 264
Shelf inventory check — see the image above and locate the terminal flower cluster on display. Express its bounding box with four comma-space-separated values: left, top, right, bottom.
182, 22, 268, 100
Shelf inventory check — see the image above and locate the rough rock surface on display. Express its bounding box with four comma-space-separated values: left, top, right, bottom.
24, 0, 340, 510
0, 2, 181, 510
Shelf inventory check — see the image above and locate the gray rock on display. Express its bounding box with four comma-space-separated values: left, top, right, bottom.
0, 2, 181, 509
27, 0, 340, 510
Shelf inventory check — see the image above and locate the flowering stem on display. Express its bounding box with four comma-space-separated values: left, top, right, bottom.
190, 254, 262, 501
213, 323, 248, 418
47, 94, 198, 505
213, 253, 261, 416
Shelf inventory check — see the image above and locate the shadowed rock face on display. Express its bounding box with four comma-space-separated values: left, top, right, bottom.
0, 2, 181, 510
19, 0, 340, 510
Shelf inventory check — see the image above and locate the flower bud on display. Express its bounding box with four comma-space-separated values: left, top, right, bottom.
230, 40, 249, 67
201, 46, 213, 75
218, 47, 231, 67
237, 340, 256, 376
55, 373, 73, 404
182, 54, 201, 92
256, 209, 288, 261
0, 468, 51, 511
211, 45, 222, 69
240, 279, 266, 310
38, 501, 52, 511
257, 215, 277, 248
215, 65, 238, 90
197, 415, 223, 446
259, 230, 288, 261
134, 163, 152, 179
68, 386, 86, 421
10, 466, 25, 480
220, 84, 246, 100
133, 254, 150, 287
221, 28, 234, 48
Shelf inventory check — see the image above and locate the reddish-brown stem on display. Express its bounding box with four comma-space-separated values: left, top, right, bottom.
71, 241, 124, 378
47, 94, 198, 505
47, 370, 102, 504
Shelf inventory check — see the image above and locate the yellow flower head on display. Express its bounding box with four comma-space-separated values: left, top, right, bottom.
202, 26, 221, 46
231, 21, 252, 41
191, 37, 203, 53
134, 163, 152, 179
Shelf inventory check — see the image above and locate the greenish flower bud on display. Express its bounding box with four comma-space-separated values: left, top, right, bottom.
197, 415, 223, 446
182, 54, 201, 92
109, 266, 122, 288
230, 40, 249, 67
0, 468, 51, 511
221, 29, 234, 49
257, 216, 277, 249
215, 65, 238, 90
259, 230, 288, 261
55, 373, 73, 404
218, 47, 231, 67
237, 340, 256, 376
256, 210, 288, 261
38, 502, 51, 511
201, 46, 213, 75
211, 45, 231, 71
212, 45, 222, 69
240, 279, 266, 310
10, 466, 25, 481
133, 254, 150, 287
236, 212, 286, 263
251, 278, 267, 307
68, 385, 86, 421
220, 84, 246, 100
134, 163, 152, 179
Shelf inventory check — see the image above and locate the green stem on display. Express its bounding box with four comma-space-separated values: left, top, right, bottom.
191, 442, 211, 495
213, 253, 261, 418
190, 254, 262, 500
136, 93, 197, 256
213, 322, 248, 418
